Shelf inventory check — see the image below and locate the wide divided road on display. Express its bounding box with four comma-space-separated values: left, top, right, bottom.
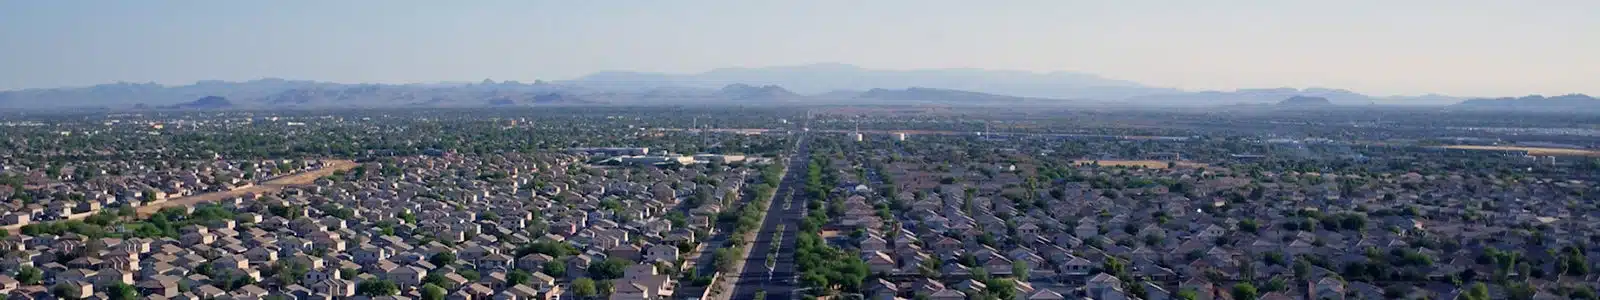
730, 136, 810, 300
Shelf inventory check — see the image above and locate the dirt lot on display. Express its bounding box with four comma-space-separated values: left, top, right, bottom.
1076, 159, 1209, 169
3, 159, 358, 233
1443, 145, 1600, 157
132, 159, 358, 217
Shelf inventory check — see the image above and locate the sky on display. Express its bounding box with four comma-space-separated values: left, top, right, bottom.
2, 0, 1596, 97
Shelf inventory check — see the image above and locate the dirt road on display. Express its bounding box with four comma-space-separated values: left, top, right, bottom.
132, 159, 359, 217
1, 159, 359, 233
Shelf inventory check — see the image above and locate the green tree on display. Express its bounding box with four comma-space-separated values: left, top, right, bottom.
713, 248, 739, 272
986, 278, 1019, 300
423, 273, 453, 290
429, 251, 457, 266
588, 258, 632, 280
1012, 261, 1030, 281
1293, 259, 1311, 281
16, 266, 42, 285
1508, 282, 1536, 300
107, 283, 139, 300
1130, 281, 1149, 299
1176, 289, 1199, 300
1561, 246, 1590, 276
357, 279, 399, 296
508, 270, 533, 286
516, 241, 578, 258
1264, 252, 1286, 266
421, 283, 447, 300
51, 283, 81, 300
1571, 286, 1598, 300
271, 261, 311, 286
1464, 283, 1490, 300
1233, 283, 1259, 300
543, 261, 567, 277
223, 274, 258, 291
1263, 277, 1287, 292
573, 277, 598, 299
458, 269, 481, 281
1100, 259, 1129, 280
340, 268, 358, 280
801, 272, 830, 290
597, 280, 614, 296
1239, 219, 1259, 233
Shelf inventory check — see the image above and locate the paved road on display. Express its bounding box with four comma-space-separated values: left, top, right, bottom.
729, 135, 811, 300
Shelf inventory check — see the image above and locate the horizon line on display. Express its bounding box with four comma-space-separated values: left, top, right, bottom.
4, 62, 1588, 99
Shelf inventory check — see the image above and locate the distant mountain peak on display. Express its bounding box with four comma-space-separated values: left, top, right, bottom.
719, 84, 798, 101
1463, 93, 1594, 103
855, 87, 1031, 103
1126, 87, 1416, 106
172, 96, 234, 109
799, 62, 860, 69
707, 62, 863, 73
1278, 95, 1333, 106
1456, 93, 1597, 111
533, 92, 588, 103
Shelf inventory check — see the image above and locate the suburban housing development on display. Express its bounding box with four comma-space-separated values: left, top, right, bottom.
0, 105, 1595, 300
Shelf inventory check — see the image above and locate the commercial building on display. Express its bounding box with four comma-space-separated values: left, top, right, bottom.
692, 154, 747, 164
619, 156, 695, 166
569, 147, 650, 156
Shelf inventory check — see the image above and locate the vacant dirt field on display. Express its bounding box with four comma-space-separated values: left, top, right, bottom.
133, 159, 358, 217
1076, 160, 1209, 169
1443, 145, 1600, 157
2, 159, 358, 234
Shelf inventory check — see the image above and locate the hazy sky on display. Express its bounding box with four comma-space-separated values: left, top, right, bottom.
3, 0, 1596, 96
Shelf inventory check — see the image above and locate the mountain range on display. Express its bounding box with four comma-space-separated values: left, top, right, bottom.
568, 63, 1167, 100
1278, 96, 1333, 106
171, 96, 235, 109
1453, 94, 1600, 112
0, 63, 1586, 110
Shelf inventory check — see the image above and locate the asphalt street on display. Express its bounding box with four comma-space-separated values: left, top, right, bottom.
729, 134, 811, 300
